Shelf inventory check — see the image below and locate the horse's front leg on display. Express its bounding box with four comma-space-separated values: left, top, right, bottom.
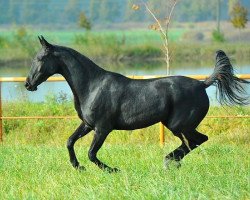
67, 123, 92, 170
88, 130, 119, 173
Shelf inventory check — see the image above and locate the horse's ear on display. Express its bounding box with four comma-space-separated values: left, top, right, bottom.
38, 35, 53, 50
38, 36, 42, 44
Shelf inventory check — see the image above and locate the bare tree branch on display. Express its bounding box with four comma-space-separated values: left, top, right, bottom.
141, 0, 178, 75
141, 1, 166, 38
166, 0, 178, 34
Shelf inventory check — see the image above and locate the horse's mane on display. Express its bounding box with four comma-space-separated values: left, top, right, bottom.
54, 45, 104, 71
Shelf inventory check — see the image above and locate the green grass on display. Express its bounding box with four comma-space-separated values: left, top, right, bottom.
0, 142, 249, 199
0, 100, 249, 199
0, 29, 186, 45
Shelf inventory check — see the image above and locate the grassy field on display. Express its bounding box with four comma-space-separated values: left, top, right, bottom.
0, 142, 249, 199
1, 28, 250, 63
0, 29, 185, 45
0, 28, 184, 62
0, 100, 249, 199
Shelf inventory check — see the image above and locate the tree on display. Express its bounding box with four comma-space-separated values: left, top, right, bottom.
125, 1, 145, 22
78, 11, 91, 30
99, 0, 122, 23
133, 0, 178, 75
216, 0, 221, 32
228, 0, 239, 14
64, 0, 81, 24
174, 0, 218, 22
230, 2, 248, 29
212, 0, 225, 43
89, 0, 100, 22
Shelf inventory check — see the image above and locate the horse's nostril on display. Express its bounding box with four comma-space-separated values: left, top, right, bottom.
25, 81, 30, 88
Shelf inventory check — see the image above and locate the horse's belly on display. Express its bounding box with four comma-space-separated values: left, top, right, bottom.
114, 105, 168, 130
114, 117, 161, 130
114, 91, 170, 130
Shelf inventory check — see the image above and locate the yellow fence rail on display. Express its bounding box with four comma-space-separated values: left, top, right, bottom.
1, 74, 250, 82
0, 74, 250, 144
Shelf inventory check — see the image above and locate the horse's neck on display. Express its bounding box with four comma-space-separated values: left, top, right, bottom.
59, 50, 106, 98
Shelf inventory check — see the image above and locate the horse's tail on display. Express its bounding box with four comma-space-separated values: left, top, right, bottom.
204, 50, 250, 105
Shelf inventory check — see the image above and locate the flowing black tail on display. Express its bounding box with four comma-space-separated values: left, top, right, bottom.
204, 50, 250, 105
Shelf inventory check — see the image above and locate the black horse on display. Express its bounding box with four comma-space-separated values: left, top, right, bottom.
25, 36, 249, 172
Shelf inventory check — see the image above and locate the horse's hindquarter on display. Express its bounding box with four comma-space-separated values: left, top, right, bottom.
162, 76, 209, 131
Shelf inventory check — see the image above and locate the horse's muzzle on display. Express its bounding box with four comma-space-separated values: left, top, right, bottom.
25, 81, 37, 91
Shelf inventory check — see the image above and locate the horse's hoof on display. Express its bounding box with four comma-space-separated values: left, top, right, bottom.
112, 167, 120, 173
76, 165, 86, 171
164, 158, 181, 169
106, 167, 120, 173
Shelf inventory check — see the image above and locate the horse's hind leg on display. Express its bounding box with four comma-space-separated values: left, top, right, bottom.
165, 130, 208, 168
67, 123, 92, 170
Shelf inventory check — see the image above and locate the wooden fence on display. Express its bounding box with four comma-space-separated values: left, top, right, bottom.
0, 74, 250, 144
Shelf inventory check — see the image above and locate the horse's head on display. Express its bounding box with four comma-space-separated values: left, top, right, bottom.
25, 36, 60, 91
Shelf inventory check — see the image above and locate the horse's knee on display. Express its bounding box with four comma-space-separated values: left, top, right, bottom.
67, 138, 73, 149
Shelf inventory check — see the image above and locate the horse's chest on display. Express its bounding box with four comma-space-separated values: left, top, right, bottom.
80, 93, 115, 128
74, 96, 83, 120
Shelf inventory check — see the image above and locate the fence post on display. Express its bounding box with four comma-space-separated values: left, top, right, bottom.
159, 122, 164, 146
0, 82, 2, 142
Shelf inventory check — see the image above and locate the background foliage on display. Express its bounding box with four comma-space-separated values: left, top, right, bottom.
0, 0, 249, 27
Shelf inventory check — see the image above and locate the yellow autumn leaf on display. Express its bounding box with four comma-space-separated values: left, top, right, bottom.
148, 24, 159, 31
132, 4, 140, 10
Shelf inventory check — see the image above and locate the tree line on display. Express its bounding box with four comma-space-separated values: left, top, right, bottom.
0, 0, 249, 27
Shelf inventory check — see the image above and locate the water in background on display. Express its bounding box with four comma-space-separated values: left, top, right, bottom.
0, 60, 249, 104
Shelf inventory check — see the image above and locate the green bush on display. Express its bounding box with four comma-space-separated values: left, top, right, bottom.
0, 36, 8, 48
212, 29, 225, 43
123, 45, 162, 59
74, 33, 125, 47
